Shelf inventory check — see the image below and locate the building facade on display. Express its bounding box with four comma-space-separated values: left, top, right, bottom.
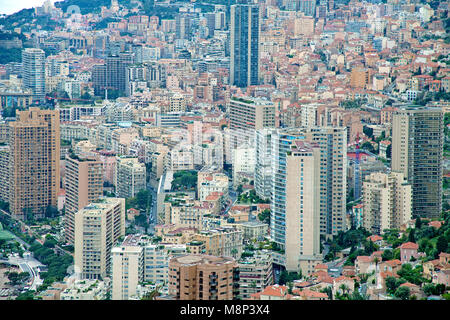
391, 106, 443, 218
74, 198, 126, 280
65, 153, 104, 244
9, 108, 60, 220
168, 254, 239, 300
230, 3, 260, 87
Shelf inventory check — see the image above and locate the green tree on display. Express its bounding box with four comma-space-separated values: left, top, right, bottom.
258, 209, 270, 224
394, 286, 410, 300
436, 236, 448, 254
385, 276, 404, 294
382, 249, 394, 261
415, 217, 422, 229
361, 141, 375, 153
408, 229, 415, 243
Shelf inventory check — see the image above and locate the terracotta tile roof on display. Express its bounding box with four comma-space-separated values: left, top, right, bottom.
260, 285, 288, 297
314, 264, 328, 270
367, 235, 383, 242
356, 256, 372, 263
380, 271, 398, 279
400, 282, 419, 289
334, 276, 353, 283
293, 281, 312, 288
385, 259, 402, 266
400, 242, 419, 250
429, 221, 443, 229
293, 289, 329, 299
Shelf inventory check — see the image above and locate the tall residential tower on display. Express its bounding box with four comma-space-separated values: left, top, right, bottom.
230, 2, 260, 87
391, 106, 443, 219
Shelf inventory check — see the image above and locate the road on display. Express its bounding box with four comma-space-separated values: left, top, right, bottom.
1, 255, 44, 291
0, 209, 71, 257
146, 184, 158, 235
325, 256, 346, 278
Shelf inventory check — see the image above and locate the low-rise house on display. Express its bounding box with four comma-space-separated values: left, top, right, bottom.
127, 208, 140, 221
380, 259, 402, 274
428, 221, 444, 229
378, 271, 399, 291
399, 242, 420, 263
367, 235, 383, 246
250, 284, 290, 300
424, 253, 450, 286
435, 269, 450, 287
342, 266, 356, 277
332, 276, 355, 297
314, 264, 328, 273
293, 280, 313, 289
292, 288, 329, 300
400, 282, 424, 299
355, 256, 375, 274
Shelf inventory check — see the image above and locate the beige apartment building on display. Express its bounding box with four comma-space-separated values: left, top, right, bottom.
304, 127, 348, 237
0, 145, 10, 203
74, 198, 125, 280
65, 152, 104, 244
115, 157, 146, 199
285, 141, 322, 274
9, 108, 60, 220
350, 67, 368, 89
194, 227, 243, 260
229, 96, 277, 149
293, 16, 314, 36
164, 194, 210, 230
168, 254, 239, 300
362, 172, 412, 235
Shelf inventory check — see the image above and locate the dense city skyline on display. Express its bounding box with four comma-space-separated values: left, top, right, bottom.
0, 0, 449, 304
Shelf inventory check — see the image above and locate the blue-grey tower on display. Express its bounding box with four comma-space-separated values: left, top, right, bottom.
230, 1, 260, 88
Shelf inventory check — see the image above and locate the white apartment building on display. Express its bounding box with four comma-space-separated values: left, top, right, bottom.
74, 198, 126, 280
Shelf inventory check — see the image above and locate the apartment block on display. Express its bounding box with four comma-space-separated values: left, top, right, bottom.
22, 48, 46, 102
9, 108, 60, 220
112, 234, 187, 299
238, 252, 273, 300
284, 141, 322, 274
270, 127, 347, 249
168, 254, 239, 300
64, 152, 104, 244
194, 227, 243, 260
230, 3, 260, 87
74, 198, 126, 280
229, 96, 277, 149
197, 167, 229, 201
164, 194, 209, 230
392, 106, 443, 218
362, 172, 412, 235
111, 243, 144, 300
0, 145, 10, 203
115, 157, 146, 199
255, 128, 277, 200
